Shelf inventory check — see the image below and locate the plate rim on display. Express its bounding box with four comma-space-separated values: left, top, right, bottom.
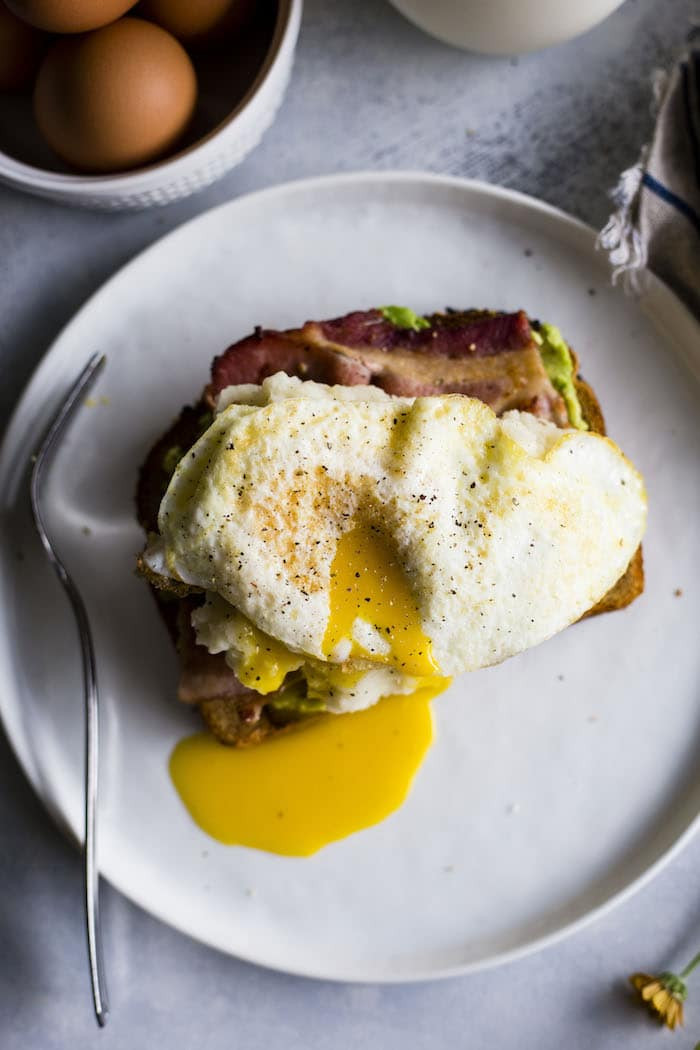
1, 169, 699, 983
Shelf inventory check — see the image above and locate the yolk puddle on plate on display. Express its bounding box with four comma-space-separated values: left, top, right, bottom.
170, 521, 451, 856
170, 681, 447, 857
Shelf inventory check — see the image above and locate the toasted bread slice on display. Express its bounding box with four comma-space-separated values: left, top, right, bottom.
136, 318, 643, 745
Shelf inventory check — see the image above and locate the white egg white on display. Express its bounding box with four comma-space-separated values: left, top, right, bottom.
152, 373, 647, 711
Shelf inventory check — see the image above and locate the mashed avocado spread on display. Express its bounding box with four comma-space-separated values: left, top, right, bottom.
380, 305, 430, 331
534, 323, 587, 431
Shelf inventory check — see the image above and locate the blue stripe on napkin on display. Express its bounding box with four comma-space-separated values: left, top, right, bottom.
642, 172, 700, 235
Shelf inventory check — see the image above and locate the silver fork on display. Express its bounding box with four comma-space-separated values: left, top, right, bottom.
30, 353, 109, 1028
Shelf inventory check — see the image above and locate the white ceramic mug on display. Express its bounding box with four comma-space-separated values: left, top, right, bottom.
387, 0, 627, 54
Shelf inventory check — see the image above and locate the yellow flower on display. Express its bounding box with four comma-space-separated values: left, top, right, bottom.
629, 950, 700, 1030
629, 972, 686, 1029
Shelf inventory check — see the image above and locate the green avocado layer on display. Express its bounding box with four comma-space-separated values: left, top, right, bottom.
379, 305, 430, 331
535, 323, 587, 431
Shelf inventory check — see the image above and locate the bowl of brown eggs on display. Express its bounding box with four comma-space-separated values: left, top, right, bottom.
0, 0, 301, 209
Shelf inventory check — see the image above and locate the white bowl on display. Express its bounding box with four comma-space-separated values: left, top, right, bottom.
387, 0, 626, 54
0, 0, 302, 210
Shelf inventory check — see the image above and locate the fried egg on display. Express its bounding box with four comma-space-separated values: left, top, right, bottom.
151, 373, 646, 713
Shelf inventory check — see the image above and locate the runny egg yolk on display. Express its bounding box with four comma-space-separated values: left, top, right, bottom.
229, 619, 302, 695
170, 522, 451, 856
227, 522, 444, 701
169, 681, 448, 857
322, 523, 440, 677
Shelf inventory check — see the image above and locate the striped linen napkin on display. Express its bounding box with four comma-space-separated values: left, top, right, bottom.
599, 36, 700, 317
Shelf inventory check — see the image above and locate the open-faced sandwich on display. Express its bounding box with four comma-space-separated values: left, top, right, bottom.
137, 307, 646, 746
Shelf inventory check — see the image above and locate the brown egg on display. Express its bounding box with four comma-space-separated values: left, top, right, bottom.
0, 3, 49, 91
138, 0, 255, 46
34, 17, 197, 173
5, 0, 138, 33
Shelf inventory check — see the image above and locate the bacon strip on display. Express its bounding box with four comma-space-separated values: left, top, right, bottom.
175, 598, 249, 704
207, 309, 568, 426
310, 308, 533, 356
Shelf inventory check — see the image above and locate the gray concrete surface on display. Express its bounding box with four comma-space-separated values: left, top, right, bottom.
2, 1, 699, 1047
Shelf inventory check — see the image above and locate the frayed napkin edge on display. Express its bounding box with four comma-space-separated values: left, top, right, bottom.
597, 4, 700, 293
596, 69, 670, 292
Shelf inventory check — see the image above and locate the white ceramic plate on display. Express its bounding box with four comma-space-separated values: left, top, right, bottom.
1, 173, 699, 982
